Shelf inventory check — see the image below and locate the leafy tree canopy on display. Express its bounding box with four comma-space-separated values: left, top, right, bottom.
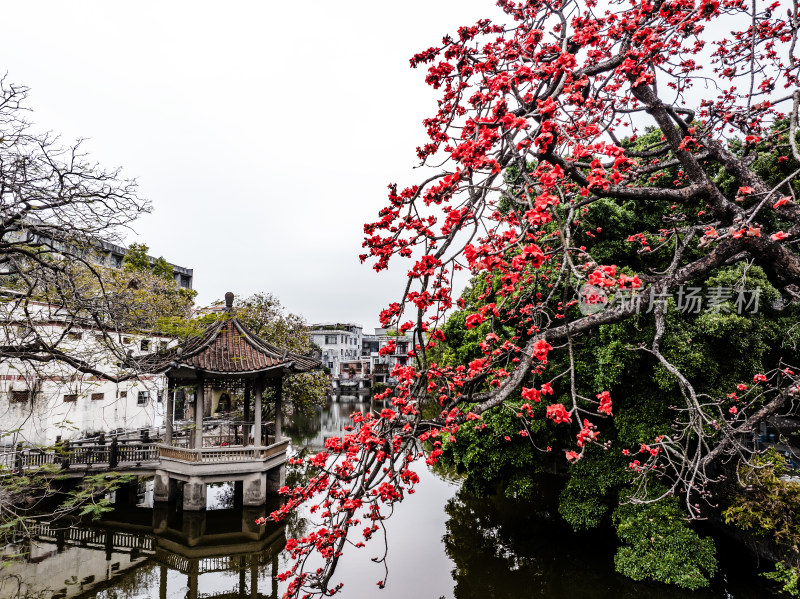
260, 0, 800, 595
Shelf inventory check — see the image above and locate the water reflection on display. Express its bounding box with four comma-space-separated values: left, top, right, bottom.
287, 395, 379, 451
1, 503, 286, 599
442, 481, 770, 599
1, 397, 784, 599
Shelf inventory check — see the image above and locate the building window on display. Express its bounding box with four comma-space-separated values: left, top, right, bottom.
325, 335, 337, 344
180, 275, 191, 288
63, 394, 78, 403
123, 337, 132, 345
91, 393, 104, 401
157, 390, 163, 403
137, 391, 148, 406
140, 339, 150, 351
10, 390, 30, 403
118, 390, 127, 398
67, 331, 83, 341
111, 254, 123, 268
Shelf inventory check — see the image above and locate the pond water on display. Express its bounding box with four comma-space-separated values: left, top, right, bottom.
1, 395, 780, 599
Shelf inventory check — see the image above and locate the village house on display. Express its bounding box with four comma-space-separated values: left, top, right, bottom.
311, 323, 415, 388
0, 241, 193, 448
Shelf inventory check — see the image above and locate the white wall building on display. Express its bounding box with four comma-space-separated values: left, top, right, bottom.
0, 300, 178, 448
362, 328, 414, 385
311, 323, 417, 388
310, 323, 366, 378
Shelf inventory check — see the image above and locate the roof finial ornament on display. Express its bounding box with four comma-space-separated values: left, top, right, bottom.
224, 291, 234, 312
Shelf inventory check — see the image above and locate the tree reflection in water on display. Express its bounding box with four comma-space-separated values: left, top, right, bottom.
283, 397, 778, 599
443, 480, 769, 599
0, 501, 287, 599
1, 395, 783, 599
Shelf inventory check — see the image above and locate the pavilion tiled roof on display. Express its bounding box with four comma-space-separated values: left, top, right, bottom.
140, 316, 320, 376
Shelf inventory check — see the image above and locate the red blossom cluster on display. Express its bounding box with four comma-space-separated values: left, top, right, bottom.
270, 0, 800, 592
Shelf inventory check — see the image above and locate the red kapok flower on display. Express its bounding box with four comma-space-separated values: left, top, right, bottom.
596, 390, 613, 415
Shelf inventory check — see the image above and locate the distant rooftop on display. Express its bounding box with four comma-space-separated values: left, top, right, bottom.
310, 323, 363, 332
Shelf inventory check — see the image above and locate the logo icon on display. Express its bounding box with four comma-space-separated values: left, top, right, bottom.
578, 284, 608, 315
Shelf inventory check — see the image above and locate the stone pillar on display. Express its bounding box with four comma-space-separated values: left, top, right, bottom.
242, 506, 264, 537
234, 480, 244, 509
195, 373, 204, 450
183, 510, 207, 544
242, 472, 266, 507
239, 557, 247, 599
183, 477, 207, 511
266, 464, 286, 494
251, 558, 258, 598
159, 564, 168, 599
254, 377, 263, 448
274, 378, 283, 442
152, 505, 169, 534
153, 470, 171, 503
271, 554, 279, 598
165, 376, 174, 446
187, 562, 199, 599
243, 380, 251, 447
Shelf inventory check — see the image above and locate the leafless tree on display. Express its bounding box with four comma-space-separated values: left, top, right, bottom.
0, 77, 151, 379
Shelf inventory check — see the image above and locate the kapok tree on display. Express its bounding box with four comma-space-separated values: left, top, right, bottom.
269, 0, 800, 595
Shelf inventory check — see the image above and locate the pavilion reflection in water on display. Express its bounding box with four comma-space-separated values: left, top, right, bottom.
1, 501, 286, 599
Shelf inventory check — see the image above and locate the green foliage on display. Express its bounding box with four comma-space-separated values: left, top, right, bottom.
444, 405, 550, 499
764, 562, 800, 597
613, 499, 718, 589
152, 315, 205, 339
151, 256, 174, 280
101, 267, 197, 333
558, 447, 630, 530
235, 292, 327, 414
122, 242, 151, 272
431, 131, 800, 589
60, 473, 137, 518
723, 449, 800, 550
235, 292, 312, 354
122, 243, 175, 282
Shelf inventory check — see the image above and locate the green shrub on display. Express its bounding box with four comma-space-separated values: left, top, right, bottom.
613, 499, 717, 589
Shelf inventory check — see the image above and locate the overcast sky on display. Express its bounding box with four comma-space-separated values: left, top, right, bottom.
1, 1, 507, 329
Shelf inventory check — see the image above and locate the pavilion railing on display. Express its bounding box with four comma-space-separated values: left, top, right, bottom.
165, 421, 273, 449
0, 419, 278, 472
157, 439, 290, 464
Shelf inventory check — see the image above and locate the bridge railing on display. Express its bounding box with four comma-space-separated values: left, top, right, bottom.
0, 440, 159, 473
30, 521, 156, 552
